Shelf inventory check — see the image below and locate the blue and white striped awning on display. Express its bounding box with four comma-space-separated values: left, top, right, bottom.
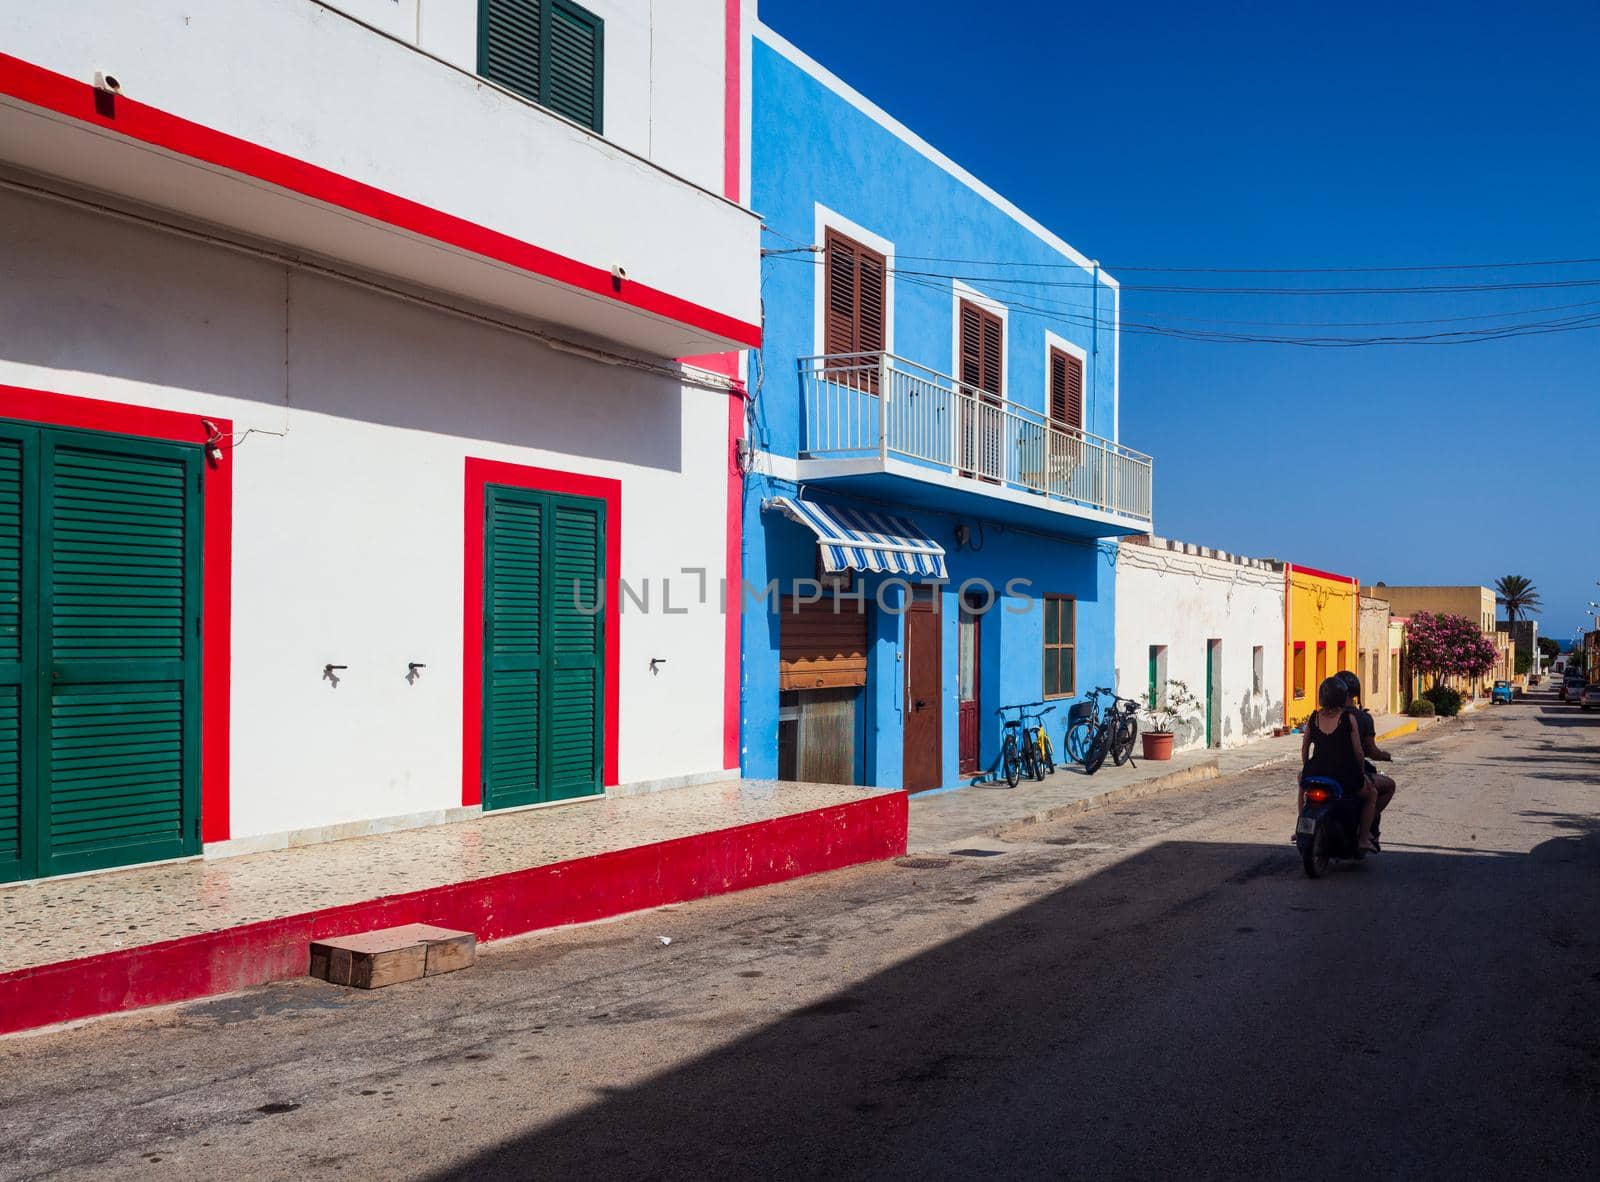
763, 496, 948, 579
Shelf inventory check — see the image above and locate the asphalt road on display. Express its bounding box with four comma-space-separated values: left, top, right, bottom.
3, 688, 1597, 1180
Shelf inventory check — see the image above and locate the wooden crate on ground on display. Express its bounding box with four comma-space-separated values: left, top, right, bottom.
308, 924, 476, 989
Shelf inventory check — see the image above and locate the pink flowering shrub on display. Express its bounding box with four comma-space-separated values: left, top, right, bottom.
1405, 610, 1499, 688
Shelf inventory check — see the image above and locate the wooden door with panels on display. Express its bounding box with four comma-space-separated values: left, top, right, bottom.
902, 595, 942, 792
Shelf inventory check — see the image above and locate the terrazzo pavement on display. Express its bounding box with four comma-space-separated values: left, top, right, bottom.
0, 779, 896, 975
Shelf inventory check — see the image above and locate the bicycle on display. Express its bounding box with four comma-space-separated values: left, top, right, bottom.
1023, 703, 1057, 775
1065, 688, 1141, 775
996, 703, 1051, 787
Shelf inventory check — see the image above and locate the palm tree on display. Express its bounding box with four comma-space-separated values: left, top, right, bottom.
1494, 575, 1542, 627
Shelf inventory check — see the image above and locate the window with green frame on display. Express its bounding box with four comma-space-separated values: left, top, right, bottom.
479, 0, 605, 133
1043, 595, 1076, 699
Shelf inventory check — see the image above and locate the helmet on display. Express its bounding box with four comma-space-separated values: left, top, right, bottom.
1318, 677, 1349, 709
1336, 670, 1362, 703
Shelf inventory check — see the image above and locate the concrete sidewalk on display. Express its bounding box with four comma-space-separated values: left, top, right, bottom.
909, 712, 1435, 851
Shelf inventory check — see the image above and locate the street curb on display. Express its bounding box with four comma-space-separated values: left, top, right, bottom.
979, 759, 1224, 842
1376, 719, 1418, 742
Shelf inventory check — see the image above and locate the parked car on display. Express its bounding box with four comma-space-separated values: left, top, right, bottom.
1563, 676, 1586, 702
1491, 680, 1514, 704
1581, 684, 1600, 711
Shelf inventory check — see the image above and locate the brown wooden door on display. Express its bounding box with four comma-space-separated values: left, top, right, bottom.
903, 598, 942, 792
957, 598, 980, 775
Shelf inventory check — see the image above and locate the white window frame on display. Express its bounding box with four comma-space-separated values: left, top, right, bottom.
812, 204, 895, 359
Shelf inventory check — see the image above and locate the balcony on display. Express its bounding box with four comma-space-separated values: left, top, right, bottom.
796, 353, 1153, 538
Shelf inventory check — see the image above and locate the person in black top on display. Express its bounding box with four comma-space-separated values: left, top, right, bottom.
1337, 670, 1395, 850
1300, 676, 1378, 854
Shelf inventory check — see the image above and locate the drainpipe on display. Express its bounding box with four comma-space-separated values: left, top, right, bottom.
1090, 261, 1099, 429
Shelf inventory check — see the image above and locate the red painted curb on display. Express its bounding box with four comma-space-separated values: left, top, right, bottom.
0, 793, 908, 1036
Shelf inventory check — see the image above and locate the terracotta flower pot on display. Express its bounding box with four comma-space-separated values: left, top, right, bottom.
1141, 731, 1175, 760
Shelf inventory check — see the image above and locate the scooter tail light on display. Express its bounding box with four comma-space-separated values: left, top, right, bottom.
1303, 787, 1331, 804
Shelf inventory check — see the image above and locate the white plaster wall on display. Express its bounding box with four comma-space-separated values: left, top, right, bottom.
1, 0, 752, 324
320, 0, 727, 193
1113, 549, 1286, 752
0, 186, 733, 842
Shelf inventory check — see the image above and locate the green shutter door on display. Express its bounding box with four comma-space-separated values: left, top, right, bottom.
0, 426, 36, 883
482, 486, 604, 811
483, 490, 545, 811
545, 0, 603, 131
0, 422, 201, 881
547, 497, 602, 801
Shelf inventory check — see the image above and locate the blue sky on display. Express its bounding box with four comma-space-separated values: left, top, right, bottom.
758, 0, 1600, 641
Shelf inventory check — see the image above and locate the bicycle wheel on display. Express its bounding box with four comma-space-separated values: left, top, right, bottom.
1112, 714, 1138, 765
1025, 734, 1045, 782
1083, 726, 1110, 775
1036, 728, 1056, 774
1002, 735, 1021, 788
1065, 719, 1095, 764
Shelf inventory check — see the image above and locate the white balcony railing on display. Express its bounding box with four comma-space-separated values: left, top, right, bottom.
799, 353, 1153, 524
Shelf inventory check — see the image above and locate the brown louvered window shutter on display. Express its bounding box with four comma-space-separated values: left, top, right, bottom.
1048, 347, 1084, 432
958, 301, 1003, 397
823, 230, 887, 391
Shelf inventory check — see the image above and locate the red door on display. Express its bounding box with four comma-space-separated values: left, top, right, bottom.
958, 598, 981, 775
903, 598, 943, 791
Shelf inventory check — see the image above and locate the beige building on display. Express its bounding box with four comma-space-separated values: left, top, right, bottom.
1357, 595, 1394, 716
1362, 584, 1513, 696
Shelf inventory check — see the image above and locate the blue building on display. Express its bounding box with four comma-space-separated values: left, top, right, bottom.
740, 25, 1155, 793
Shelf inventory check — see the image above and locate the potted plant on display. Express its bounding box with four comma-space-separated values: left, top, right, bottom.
1141, 678, 1202, 760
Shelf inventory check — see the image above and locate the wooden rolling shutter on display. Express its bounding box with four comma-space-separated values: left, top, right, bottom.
1049, 347, 1084, 431
480, 0, 604, 133
40, 433, 201, 876
547, 497, 603, 800
780, 597, 868, 690
958, 301, 1003, 396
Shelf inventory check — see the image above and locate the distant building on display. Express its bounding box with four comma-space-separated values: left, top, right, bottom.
1497, 618, 1540, 678
1114, 537, 1283, 753
1287, 566, 1361, 727
1361, 584, 1512, 696
1358, 596, 1395, 715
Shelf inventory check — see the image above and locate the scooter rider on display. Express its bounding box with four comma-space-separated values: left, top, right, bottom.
1300, 676, 1378, 855
1337, 670, 1395, 851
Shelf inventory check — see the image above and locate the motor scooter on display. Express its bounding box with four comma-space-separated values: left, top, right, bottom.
1294, 775, 1366, 878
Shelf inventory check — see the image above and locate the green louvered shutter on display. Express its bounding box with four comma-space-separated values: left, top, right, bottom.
0, 427, 33, 882
38, 432, 201, 876
546, 496, 603, 801
481, 486, 604, 810
479, 0, 603, 133
545, 1, 603, 131
483, 489, 545, 810
480, 0, 542, 106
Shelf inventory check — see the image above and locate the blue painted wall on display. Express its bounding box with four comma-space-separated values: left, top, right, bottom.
741, 33, 1122, 790
746, 35, 1118, 463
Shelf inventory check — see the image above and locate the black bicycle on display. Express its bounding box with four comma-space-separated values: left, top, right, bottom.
1065, 687, 1141, 775
997, 703, 1053, 787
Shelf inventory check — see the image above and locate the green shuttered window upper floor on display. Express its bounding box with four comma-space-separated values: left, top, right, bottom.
479, 0, 605, 133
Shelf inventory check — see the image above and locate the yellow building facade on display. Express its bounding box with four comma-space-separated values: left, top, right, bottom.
1284, 564, 1361, 728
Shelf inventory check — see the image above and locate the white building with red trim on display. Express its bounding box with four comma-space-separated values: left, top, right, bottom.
0, 0, 758, 879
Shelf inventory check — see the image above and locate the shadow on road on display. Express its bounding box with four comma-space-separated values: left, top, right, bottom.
435, 819, 1600, 1179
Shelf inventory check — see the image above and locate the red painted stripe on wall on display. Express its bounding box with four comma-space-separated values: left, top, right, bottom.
1285, 562, 1358, 586
0, 384, 233, 841
461, 458, 622, 805
0, 53, 761, 350
0, 792, 908, 1036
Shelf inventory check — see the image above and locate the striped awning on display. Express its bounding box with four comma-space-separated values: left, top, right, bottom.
763, 496, 948, 579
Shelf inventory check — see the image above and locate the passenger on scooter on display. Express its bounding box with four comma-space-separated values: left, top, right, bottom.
1337, 670, 1395, 850
1299, 676, 1378, 854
